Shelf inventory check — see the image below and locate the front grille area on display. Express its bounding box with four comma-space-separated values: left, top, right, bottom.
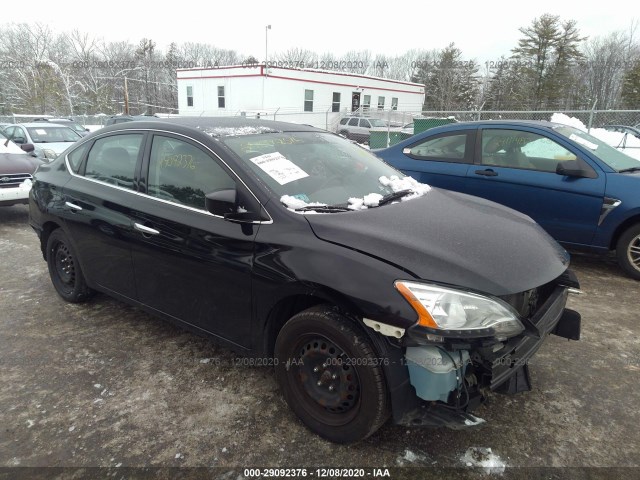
0, 173, 32, 188
499, 277, 557, 319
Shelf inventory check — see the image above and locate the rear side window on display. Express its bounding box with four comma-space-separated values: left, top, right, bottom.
407, 133, 470, 163
146, 135, 235, 211
84, 134, 144, 190
348, 118, 359, 126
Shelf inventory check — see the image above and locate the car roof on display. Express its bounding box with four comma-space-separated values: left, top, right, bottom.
15, 122, 78, 128
98, 117, 322, 137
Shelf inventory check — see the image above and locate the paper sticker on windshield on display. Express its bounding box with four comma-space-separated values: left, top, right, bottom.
35, 129, 47, 135
250, 152, 309, 185
569, 134, 598, 151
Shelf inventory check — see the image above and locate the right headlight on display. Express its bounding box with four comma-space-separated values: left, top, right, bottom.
395, 281, 524, 340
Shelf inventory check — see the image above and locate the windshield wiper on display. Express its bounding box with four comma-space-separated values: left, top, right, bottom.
618, 167, 640, 173
377, 189, 414, 206
294, 204, 351, 212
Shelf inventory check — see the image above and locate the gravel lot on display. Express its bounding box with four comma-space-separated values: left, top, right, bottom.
1, 204, 639, 479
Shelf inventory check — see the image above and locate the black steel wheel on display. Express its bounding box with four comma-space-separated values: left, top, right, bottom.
616, 224, 640, 280
274, 306, 389, 443
46, 229, 94, 302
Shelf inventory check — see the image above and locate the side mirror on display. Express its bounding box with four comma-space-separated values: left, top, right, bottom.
205, 188, 270, 222
21, 143, 35, 153
556, 160, 595, 179
205, 189, 236, 217
13, 136, 26, 145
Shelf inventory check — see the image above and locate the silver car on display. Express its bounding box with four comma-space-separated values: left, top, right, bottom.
336, 116, 388, 143
3, 123, 82, 160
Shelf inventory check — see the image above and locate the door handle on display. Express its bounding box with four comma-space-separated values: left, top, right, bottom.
474, 169, 498, 177
134, 223, 160, 236
65, 201, 83, 211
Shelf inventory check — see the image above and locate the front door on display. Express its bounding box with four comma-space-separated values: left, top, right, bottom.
351, 92, 361, 112
130, 133, 256, 347
466, 127, 605, 246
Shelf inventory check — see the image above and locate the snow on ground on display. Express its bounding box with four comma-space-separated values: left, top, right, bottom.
460, 447, 507, 475
551, 113, 640, 161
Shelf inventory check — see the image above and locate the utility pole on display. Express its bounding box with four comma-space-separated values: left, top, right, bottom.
124, 77, 130, 115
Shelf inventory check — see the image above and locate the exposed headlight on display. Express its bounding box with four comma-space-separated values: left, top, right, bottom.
42, 148, 58, 160
395, 281, 524, 339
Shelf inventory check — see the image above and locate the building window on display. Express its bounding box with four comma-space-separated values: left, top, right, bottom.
218, 86, 225, 108
186, 86, 194, 107
304, 89, 314, 112
332, 92, 341, 112
378, 96, 385, 110
363, 95, 371, 112
391, 97, 398, 110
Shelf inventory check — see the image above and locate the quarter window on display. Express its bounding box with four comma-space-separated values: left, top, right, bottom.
147, 136, 235, 211
67, 143, 91, 173
304, 89, 314, 112
218, 86, 225, 108
84, 134, 143, 190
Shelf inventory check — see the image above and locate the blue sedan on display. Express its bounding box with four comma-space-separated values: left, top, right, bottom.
376, 120, 640, 279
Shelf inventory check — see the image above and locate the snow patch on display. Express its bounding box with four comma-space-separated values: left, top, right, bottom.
395, 448, 431, 466
379, 175, 431, 198
280, 195, 326, 211
461, 447, 507, 475
551, 113, 640, 160
200, 126, 278, 137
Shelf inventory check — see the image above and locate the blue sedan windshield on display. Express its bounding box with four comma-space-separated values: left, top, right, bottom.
554, 125, 640, 172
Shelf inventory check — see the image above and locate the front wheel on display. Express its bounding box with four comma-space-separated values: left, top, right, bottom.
274, 306, 389, 443
616, 224, 640, 280
46, 229, 94, 302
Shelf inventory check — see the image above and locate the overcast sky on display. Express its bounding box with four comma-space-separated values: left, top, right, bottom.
3, 0, 638, 64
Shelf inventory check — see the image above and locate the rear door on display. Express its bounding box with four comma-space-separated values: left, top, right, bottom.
465, 127, 605, 245
62, 132, 145, 299
130, 133, 257, 347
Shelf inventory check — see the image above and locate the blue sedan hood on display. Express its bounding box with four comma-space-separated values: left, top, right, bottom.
304, 188, 570, 296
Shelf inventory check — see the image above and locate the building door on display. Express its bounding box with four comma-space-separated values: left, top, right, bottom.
351, 92, 361, 112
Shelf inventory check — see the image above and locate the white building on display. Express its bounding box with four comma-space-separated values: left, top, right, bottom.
176, 65, 425, 130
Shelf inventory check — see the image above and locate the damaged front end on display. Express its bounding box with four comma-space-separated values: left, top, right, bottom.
386, 269, 581, 429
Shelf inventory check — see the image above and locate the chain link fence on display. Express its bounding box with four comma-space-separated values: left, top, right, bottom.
2, 109, 639, 133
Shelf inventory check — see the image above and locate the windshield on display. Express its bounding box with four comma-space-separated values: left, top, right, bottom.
26, 126, 81, 143
370, 119, 387, 127
554, 125, 640, 172
220, 131, 429, 210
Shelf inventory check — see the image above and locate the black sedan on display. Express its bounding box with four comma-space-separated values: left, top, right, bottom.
29, 117, 580, 443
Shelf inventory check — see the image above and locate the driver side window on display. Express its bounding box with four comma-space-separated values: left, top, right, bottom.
147, 136, 235, 210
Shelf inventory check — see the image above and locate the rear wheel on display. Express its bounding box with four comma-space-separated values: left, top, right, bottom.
46, 229, 94, 302
274, 306, 389, 443
616, 224, 640, 280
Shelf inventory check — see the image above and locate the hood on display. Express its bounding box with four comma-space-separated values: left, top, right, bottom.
0, 153, 43, 175
304, 188, 569, 296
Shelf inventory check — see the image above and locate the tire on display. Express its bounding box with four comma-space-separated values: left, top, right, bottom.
46, 229, 94, 302
616, 225, 640, 280
274, 306, 389, 443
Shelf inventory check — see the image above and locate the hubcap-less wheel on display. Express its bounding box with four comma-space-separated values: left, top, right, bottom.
46, 229, 94, 303
54, 242, 76, 288
274, 306, 390, 443
295, 336, 360, 419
